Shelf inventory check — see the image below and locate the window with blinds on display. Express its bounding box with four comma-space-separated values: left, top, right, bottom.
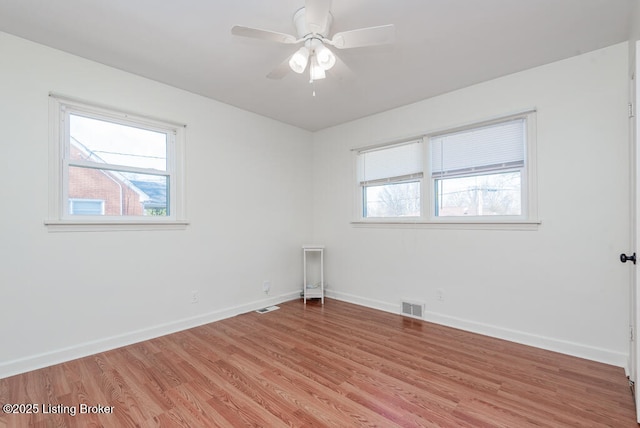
353, 111, 536, 223
430, 117, 526, 217
356, 140, 423, 218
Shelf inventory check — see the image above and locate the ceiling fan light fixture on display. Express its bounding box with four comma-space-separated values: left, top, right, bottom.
231, 3, 395, 84
315, 44, 336, 70
309, 55, 326, 81
289, 46, 309, 73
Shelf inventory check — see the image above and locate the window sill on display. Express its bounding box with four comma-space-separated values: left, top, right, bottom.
44, 219, 190, 232
351, 219, 541, 231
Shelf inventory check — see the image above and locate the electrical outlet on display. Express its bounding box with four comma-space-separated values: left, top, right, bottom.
191, 290, 199, 304
263, 281, 271, 294
436, 288, 444, 303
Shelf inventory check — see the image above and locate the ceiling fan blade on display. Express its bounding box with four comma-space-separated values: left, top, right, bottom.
305, 0, 332, 34
330, 24, 395, 49
267, 55, 293, 79
231, 25, 298, 44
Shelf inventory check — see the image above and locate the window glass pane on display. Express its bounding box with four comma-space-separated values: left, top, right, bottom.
68, 166, 168, 216
435, 171, 521, 216
69, 114, 167, 171
364, 181, 420, 218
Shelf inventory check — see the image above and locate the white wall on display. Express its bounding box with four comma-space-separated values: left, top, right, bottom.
312, 43, 631, 367
0, 32, 314, 378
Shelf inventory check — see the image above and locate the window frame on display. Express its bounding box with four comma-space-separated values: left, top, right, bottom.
47, 94, 188, 231
352, 110, 539, 230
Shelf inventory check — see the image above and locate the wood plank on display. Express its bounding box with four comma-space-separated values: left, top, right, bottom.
0, 298, 636, 426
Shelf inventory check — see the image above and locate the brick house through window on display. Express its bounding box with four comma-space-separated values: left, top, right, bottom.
68, 140, 150, 216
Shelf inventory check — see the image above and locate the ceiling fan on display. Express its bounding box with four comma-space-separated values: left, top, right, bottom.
231, 0, 395, 83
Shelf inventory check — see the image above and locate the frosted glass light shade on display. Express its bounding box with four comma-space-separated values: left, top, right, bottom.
289, 47, 309, 73
310, 56, 326, 80
315, 44, 336, 70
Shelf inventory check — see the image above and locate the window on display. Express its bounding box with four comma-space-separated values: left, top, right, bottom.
431, 118, 525, 217
354, 111, 537, 227
48, 95, 187, 230
357, 140, 423, 218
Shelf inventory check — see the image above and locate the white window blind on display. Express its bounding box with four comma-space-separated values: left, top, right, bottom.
357, 140, 423, 184
431, 118, 525, 178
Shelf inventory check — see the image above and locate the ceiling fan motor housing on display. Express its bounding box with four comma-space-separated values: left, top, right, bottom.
293, 7, 333, 40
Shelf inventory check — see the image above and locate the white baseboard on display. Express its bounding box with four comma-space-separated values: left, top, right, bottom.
326, 289, 628, 370
0, 291, 300, 379
325, 289, 398, 314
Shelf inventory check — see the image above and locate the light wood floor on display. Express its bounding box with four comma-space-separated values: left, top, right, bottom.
0, 298, 637, 427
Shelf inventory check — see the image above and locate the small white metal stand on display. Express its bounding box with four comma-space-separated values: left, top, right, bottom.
303, 245, 324, 304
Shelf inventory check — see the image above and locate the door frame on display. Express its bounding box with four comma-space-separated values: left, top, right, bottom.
631, 40, 640, 423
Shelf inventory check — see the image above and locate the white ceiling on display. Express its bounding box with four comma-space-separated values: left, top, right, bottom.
0, 0, 633, 131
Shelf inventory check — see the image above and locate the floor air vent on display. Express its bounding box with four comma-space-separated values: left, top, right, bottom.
256, 305, 280, 314
401, 301, 424, 319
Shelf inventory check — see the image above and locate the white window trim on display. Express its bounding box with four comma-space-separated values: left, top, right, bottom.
352, 110, 540, 230
46, 94, 189, 232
